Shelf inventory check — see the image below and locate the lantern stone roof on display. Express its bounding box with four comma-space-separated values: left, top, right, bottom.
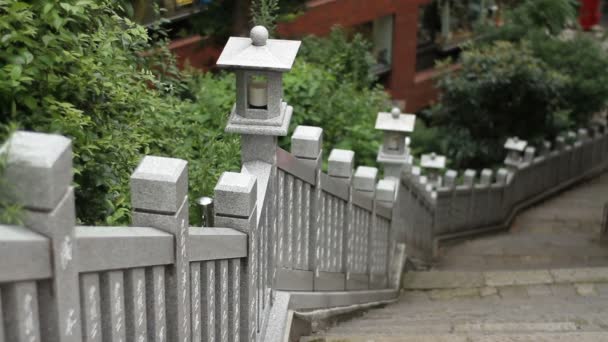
375, 108, 416, 133
420, 153, 447, 169
217, 26, 301, 72
504, 137, 527, 151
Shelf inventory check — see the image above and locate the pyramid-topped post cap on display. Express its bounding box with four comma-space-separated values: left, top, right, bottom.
250, 26, 268, 46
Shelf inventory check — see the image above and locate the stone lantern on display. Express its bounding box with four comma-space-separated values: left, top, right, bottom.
504, 136, 528, 170
216, 26, 301, 137
420, 152, 447, 188
375, 107, 416, 179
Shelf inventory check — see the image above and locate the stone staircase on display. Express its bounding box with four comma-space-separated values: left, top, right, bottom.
302, 267, 608, 341
301, 174, 608, 341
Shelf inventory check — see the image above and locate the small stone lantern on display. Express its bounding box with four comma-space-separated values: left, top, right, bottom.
504, 136, 528, 169
420, 152, 447, 188
375, 107, 416, 179
216, 26, 301, 136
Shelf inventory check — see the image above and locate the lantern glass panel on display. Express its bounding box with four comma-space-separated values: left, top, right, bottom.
248, 75, 268, 109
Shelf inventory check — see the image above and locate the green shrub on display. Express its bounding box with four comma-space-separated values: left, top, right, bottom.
433, 41, 567, 169
0, 1, 388, 225
0, 0, 239, 225
530, 34, 608, 124
298, 28, 378, 89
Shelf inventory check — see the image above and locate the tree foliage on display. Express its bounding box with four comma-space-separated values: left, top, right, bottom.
433, 42, 568, 169
0, 1, 387, 224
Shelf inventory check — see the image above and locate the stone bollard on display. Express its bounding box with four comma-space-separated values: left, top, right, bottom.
495, 168, 509, 186
292, 126, 323, 170
353, 166, 378, 289
443, 169, 458, 190
523, 147, 536, 164
131, 156, 190, 342
463, 169, 477, 188
480, 169, 493, 187
213, 171, 257, 342
2, 131, 82, 342
328, 149, 355, 289
376, 179, 397, 208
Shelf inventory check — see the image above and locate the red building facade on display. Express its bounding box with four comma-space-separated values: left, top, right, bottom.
277, 0, 437, 112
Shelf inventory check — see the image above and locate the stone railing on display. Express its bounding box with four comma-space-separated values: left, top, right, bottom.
0, 125, 405, 342
400, 126, 608, 261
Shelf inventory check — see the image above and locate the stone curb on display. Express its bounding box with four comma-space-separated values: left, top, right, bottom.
402, 267, 608, 290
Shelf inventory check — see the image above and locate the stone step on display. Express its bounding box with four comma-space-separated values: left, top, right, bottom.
402, 267, 608, 290
301, 332, 608, 342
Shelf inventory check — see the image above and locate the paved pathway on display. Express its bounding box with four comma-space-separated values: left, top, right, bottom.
304, 173, 608, 341
436, 172, 608, 271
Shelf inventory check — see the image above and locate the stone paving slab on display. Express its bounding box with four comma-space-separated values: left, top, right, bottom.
403, 271, 485, 289
551, 267, 608, 283
484, 270, 553, 287
453, 322, 578, 333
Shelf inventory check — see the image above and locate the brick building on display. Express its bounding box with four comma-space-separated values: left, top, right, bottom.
277, 0, 443, 112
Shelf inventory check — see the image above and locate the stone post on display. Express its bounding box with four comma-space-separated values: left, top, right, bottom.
353, 166, 378, 288
2, 131, 82, 342
292, 126, 323, 281
131, 156, 190, 342
213, 172, 257, 342
328, 149, 355, 289
523, 147, 536, 165
443, 169, 458, 189
375, 179, 396, 288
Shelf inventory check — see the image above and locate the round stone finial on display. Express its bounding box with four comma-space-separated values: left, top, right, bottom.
250, 26, 269, 46
430, 152, 436, 159
513, 136, 519, 141
391, 107, 401, 119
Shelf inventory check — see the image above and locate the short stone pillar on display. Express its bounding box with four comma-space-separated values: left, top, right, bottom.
523, 147, 536, 164
213, 172, 257, 342
496, 168, 509, 186
376, 179, 397, 208
479, 169, 494, 187
578, 128, 591, 142
420, 152, 447, 188
293, 126, 323, 273
131, 156, 190, 342
329, 149, 355, 182
375, 107, 416, 179
504, 136, 528, 170
463, 169, 477, 188
354, 166, 379, 194
443, 169, 458, 189
292, 125, 323, 169
555, 136, 567, 151
2, 131, 82, 342
540, 141, 552, 156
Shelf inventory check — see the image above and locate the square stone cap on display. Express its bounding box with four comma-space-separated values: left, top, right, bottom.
215, 172, 257, 195
292, 125, 322, 142
504, 137, 528, 151
354, 166, 378, 181
1, 131, 71, 169
131, 156, 187, 184
420, 153, 446, 169
217, 32, 301, 72
376, 179, 396, 201
329, 149, 355, 163
375, 112, 416, 133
